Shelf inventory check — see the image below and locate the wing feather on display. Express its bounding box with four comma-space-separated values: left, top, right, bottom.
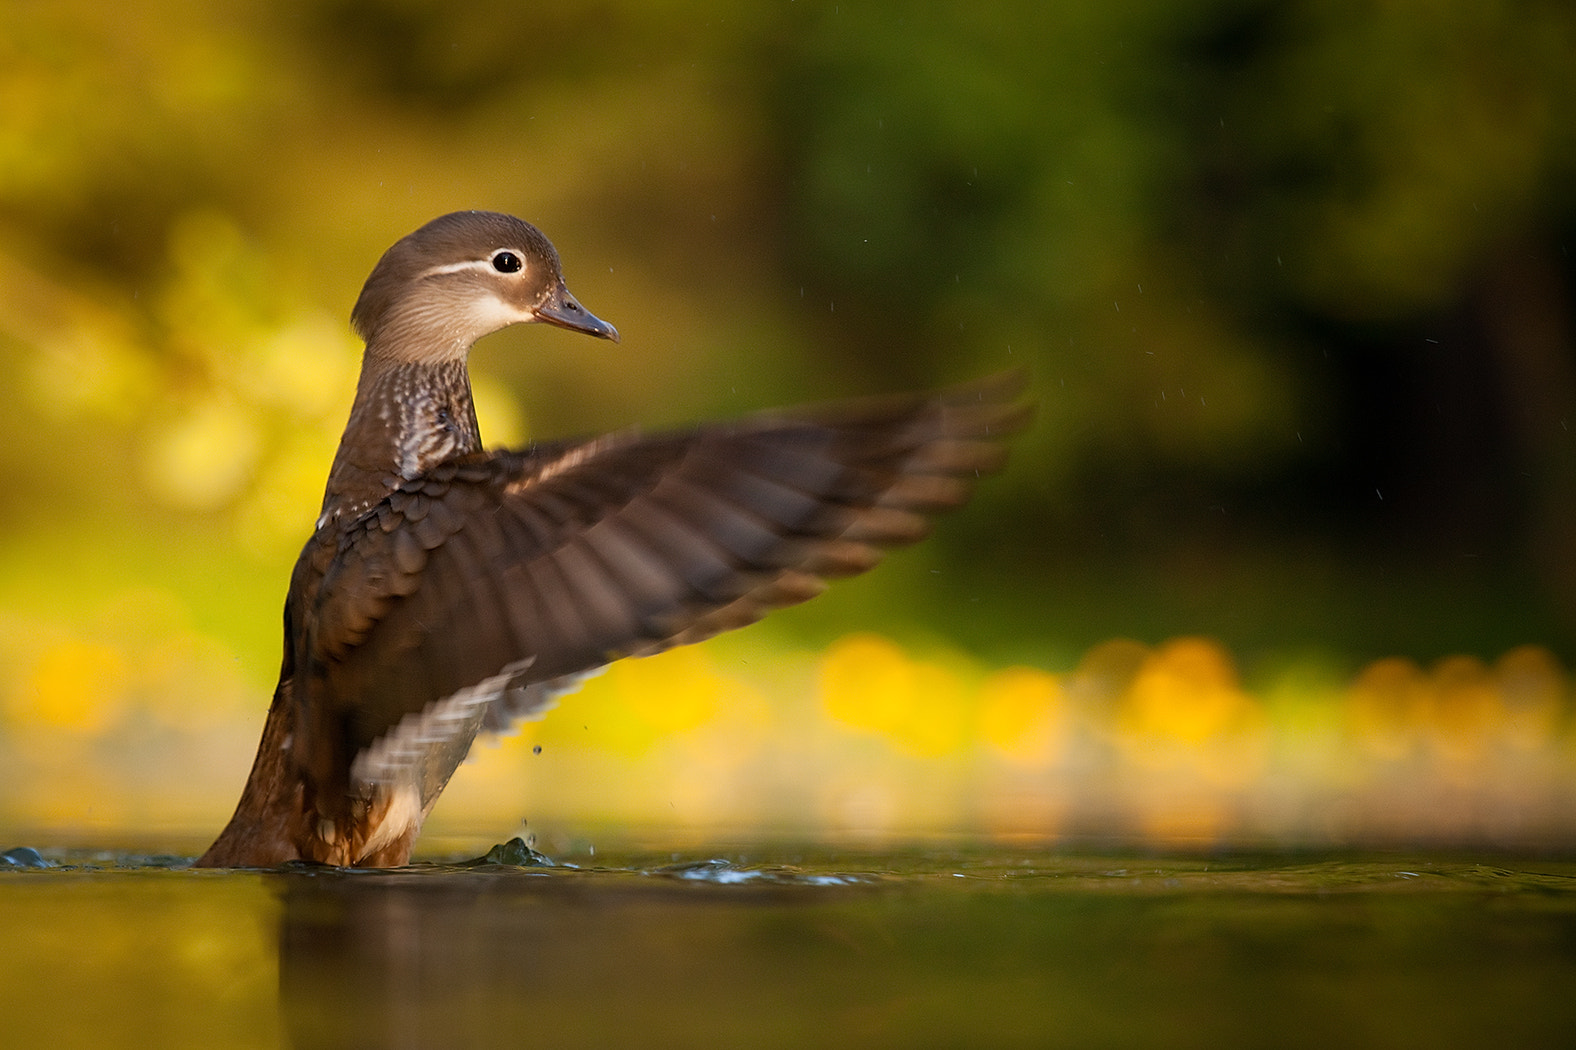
293, 371, 1031, 803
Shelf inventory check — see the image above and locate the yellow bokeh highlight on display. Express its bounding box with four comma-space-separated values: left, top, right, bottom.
1113, 637, 1268, 795
16, 639, 128, 733
818, 633, 971, 757
1345, 656, 1431, 761
616, 646, 726, 734
1119, 637, 1257, 746
563, 646, 730, 756
243, 316, 359, 418
978, 666, 1068, 765
1428, 655, 1505, 767
1064, 638, 1152, 723
233, 421, 342, 555
2, 612, 1574, 847
27, 323, 161, 426
1344, 645, 1571, 775
820, 633, 915, 734
141, 397, 263, 511
1493, 644, 1565, 751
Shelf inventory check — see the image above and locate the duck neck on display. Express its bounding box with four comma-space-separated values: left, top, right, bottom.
320, 354, 483, 525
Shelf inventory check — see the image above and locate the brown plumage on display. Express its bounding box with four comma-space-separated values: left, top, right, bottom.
197, 211, 1029, 868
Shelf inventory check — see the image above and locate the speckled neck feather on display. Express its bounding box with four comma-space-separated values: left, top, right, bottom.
320, 357, 482, 527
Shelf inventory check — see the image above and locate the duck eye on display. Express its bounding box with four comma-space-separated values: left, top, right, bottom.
491, 251, 523, 274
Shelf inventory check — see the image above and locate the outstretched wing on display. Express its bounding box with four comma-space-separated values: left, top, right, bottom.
293, 371, 1030, 805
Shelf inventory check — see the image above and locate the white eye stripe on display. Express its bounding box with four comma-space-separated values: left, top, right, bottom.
418, 252, 527, 279
419, 259, 492, 278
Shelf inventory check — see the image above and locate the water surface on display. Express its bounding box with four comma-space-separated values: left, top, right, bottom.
4, 844, 1575, 1048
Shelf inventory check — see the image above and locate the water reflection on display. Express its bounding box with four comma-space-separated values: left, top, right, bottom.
266, 850, 1576, 1050
9, 848, 1571, 1048
281, 869, 579, 1050
275, 857, 856, 1050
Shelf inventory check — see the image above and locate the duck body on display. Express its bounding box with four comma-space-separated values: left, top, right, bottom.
197, 211, 1027, 868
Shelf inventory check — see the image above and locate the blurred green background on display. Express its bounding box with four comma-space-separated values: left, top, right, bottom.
3, 0, 1576, 849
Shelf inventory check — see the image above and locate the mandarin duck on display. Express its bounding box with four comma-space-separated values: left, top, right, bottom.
197, 211, 1027, 867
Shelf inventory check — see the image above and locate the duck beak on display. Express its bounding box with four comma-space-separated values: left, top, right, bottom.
535, 280, 620, 342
